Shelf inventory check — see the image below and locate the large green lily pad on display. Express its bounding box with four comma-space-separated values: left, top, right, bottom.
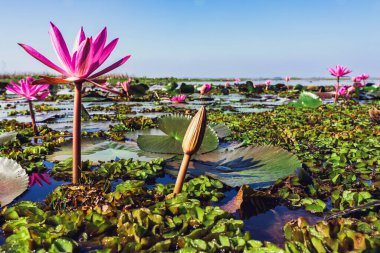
165, 145, 301, 188
46, 138, 173, 163
137, 115, 219, 154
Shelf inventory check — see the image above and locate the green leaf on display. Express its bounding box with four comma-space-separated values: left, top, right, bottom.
137, 115, 219, 154
165, 145, 301, 188
289, 92, 322, 108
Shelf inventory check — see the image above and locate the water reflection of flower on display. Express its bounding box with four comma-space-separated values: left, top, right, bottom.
29, 173, 51, 187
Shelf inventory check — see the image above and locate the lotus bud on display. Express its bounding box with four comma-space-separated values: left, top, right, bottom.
173, 106, 207, 194
182, 106, 207, 155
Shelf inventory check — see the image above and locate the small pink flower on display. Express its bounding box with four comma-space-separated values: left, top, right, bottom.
351, 76, 362, 83
6, 77, 49, 100
338, 85, 349, 96
284, 76, 290, 82
170, 95, 186, 103
328, 65, 351, 77
360, 73, 369, 80
265, 80, 271, 86
225, 82, 231, 87
118, 78, 132, 94
234, 78, 241, 83
198, 83, 212, 95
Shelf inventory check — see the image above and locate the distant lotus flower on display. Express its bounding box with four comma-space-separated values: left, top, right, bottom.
328, 65, 351, 103
171, 95, 187, 103
284, 76, 290, 82
19, 22, 130, 185
351, 76, 362, 83
235, 78, 241, 83
338, 85, 350, 98
198, 83, 212, 95
265, 80, 271, 91
225, 82, 231, 87
360, 73, 369, 80
6, 77, 49, 101
117, 78, 132, 96
328, 65, 351, 77
29, 173, 51, 187
6, 77, 49, 136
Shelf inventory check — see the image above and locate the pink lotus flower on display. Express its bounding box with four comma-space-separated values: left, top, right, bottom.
284, 76, 290, 82
328, 65, 352, 77
170, 95, 187, 103
338, 85, 349, 96
118, 78, 132, 95
29, 173, 51, 187
225, 82, 231, 87
351, 76, 362, 83
234, 78, 241, 83
360, 73, 369, 80
198, 83, 212, 95
265, 80, 271, 86
19, 22, 131, 84
6, 77, 49, 101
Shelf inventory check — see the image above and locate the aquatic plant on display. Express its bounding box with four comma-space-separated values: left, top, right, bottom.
288, 91, 322, 108
117, 77, 132, 97
368, 107, 380, 123
174, 106, 207, 193
284, 76, 290, 89
137, 114, 219, 154
6, 77, 49, 135
360, 73, 369, 85
328, 65, 351, 103
170, 95, 186, 103
19, 22, 130, 184
28, 173, 51, 187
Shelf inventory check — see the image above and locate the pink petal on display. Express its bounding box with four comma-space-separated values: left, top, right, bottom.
19, 43, 69, 75
92, 27, 107, 60
36, 91, 50, 100
75, 38, 93, 77
98, 38, 119, 65
89, 55, 131, 79
49, 22, 73, 74
72, 27, 86, 54
35, 76, 74, 84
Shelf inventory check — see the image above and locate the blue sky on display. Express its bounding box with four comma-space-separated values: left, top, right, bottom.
1, 0, 380, 78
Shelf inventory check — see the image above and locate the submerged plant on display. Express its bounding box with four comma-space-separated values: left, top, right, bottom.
328, 65, 351, 103
19, 22, 131, 184
6, 77, 49, 135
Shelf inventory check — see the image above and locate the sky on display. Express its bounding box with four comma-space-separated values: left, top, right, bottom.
1, 0, 380, 78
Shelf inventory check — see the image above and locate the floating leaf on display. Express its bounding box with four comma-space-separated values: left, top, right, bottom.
179, 83, 195, 94
289, 91, 322, 108
137, 115, 219, 154
162, 82, 178, 92
165, 145, 301, 188
129, 84, 149, 96
47, 138, 173, 163
209, 123, 231, 138
0, 158, 29, 207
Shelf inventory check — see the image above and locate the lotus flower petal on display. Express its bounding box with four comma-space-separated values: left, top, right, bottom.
0, 157, 29, 207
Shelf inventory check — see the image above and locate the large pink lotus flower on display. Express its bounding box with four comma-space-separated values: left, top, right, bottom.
19, 22, 131, 84
170, 95, 187, 103
198, 83, 212, 95
29, 173, 51, 187
328, 65, 351, 77
6, 77, 49, 101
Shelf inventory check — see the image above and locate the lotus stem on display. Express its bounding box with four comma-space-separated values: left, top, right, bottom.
27, 100, 38, 136
72, 81, 82, 185
334, 76, 340, 103
173, 106, 207, 194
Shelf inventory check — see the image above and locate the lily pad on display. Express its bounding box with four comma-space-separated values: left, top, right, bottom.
46, 138, 173, 163
137, 115, 219, 154
0, 158, 29, 207
289, 91, 322, 108
165, 145, 301, 188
